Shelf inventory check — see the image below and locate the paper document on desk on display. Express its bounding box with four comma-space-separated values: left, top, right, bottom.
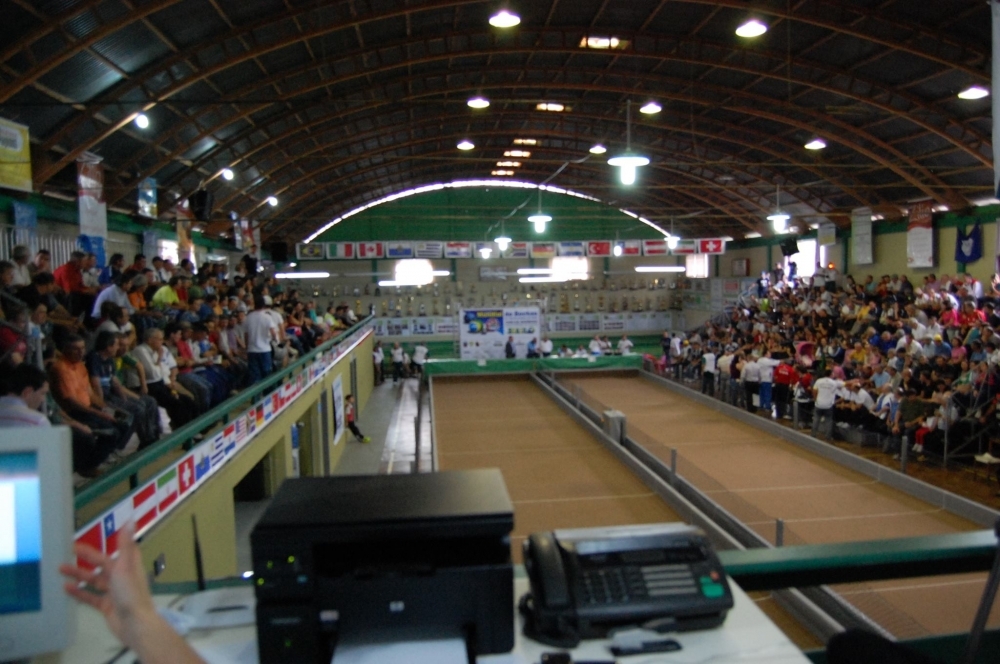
334, 637, 470, 664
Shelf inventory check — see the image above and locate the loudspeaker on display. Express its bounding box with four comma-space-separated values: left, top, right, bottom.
780, 238, 799, 257
189, 189, 214, 222
267, 241, 289, 262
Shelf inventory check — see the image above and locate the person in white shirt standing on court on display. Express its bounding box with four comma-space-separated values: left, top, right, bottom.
390, 342, 404, 383
412, 342, 428, 376
372, 341, 385, 385
244, 295, 278, 384
812, 368, 847, 440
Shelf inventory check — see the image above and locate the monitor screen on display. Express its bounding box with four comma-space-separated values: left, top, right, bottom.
0, 451, 42, 615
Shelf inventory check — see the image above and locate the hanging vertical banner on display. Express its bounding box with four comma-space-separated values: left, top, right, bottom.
851, 207, 873, 265
12, 200, 37, 251
817, 223, 837, 247
77, 153, 107, 237
332, 374, 345, 447
906, 201, 934, 268
0, 117, 32, 193
142, 231, 159, 262
137, 177, 158, 218
955, 223, 984, 264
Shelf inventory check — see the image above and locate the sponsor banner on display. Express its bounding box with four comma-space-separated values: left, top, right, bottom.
414, 241, 444, 258
643, 240, 668, 256
385, 241, 413, 259
503, 242, 529, 258
671, 240, 698, 255
332, 374, 345, 446
852, 207, 874, 265
479, 265, 512, 281
296, 243, 325, 260
557, 241, 586, 257
74, 325, 376, 560
907, 201, 934, 268
817, 223, 837, 247
531, 242, 556, 258
326, 242, 355, 259
444, 242, 472, 258
0, 117, 32, 192
77, 153, 107, 238
357, 242, 384, 259
699, 238, 726, 255
137, 177, 157, 218
587, 241, 611, 257
460, 307, 541, 360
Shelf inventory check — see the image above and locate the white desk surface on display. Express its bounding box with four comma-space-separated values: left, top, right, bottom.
42, 577, 810, 664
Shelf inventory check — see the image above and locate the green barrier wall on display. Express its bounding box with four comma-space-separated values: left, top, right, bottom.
422, 354, 643, 376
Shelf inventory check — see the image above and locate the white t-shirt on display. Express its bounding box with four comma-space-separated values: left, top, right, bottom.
413, 345, 428, 365
617, 338, 634, 355
245, 310, 278, 353
757, 357, 781, 382
391, 347, 404, 363
373, 347, 385, 363
589, 339, 603, 355
540, 339, 554, 355
702, 352, 717, 373
741, 360, 760, 382
814, 377, 845, 409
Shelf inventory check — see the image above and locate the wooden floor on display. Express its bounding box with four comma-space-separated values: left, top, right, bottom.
562, 373, 1000, 640
432, 375, 821, 649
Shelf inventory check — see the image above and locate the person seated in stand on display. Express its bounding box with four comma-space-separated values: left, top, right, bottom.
151, 276, 187, 315
573, 344, 589, 358
192, 322, 243, 394
53, 251, 98, 317
164, 322, 212, 412
87, 331, 160, 449
0, 363, 51, 428
0, 303, 30, 367
130, 327, 196, 429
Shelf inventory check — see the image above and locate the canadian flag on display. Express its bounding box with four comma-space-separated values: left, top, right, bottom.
587, 241, 611, 257
699, 238, 726, 254
357, 242, 384, 258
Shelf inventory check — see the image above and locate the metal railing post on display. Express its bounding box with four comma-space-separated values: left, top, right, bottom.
669, 448, 677, 486
901, 435, 909, 474
776, 518, 785, 547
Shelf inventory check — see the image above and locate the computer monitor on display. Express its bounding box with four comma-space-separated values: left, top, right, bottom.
0, 426, 75, 659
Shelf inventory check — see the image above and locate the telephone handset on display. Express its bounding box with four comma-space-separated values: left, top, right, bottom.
519, 524, 733, 648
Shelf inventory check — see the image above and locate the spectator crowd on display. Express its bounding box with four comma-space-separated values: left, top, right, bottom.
0, 245, 362, 483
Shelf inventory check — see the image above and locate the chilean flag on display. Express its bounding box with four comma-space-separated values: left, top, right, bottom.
587, 241, 611, 257
357, 242, 384, 259
699, 238, 726, 254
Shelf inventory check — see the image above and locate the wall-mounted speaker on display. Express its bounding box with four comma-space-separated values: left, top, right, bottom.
189, 189, 214, 222
780, 238, 800, 257
267, 241, 289, 262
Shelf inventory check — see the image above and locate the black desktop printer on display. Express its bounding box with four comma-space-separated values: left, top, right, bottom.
250, 469, 515, 663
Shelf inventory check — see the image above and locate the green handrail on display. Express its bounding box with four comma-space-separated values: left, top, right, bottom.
74, 316, 374, 512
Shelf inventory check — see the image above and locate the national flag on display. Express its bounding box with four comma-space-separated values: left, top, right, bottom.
643, 240, 668, 256
272, 392, 282, 413
256, 405, 265, 427
587, 241, 611, 257
295, 243, 325, 260
211, 432, 226, 467
76, 521, 103, 569
413, 241, 444, 258
102, 499, 134, 555
132, 482, 158, 532
444, 242, 472, 258
234, 417, 246, 444
178, 456, 195, 495
356, 242, 384, 259
224, 423, 236, 454
621, 240, 642, 256
247, 410, 257, 435
194, 443, 212, 480
557, 241, 586, 256
503, 242, 529, 258
156, 468, 179, 513
263, 397, 274, 421
385, 241, 413, 259
531, 242, 556, 258
699, 238, 726, 254
325, 242, 355, 259
671, 239, 698, 255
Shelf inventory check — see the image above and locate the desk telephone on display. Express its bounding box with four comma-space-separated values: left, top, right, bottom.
520, 524, 734, 648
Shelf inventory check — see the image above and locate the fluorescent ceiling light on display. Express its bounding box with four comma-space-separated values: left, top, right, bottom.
489, 9, 520, 28
517, 268, 555, 275
288, 262, 297, 267
504, 150, 531, 158
519, 276, 571, 283
221, 168, 234, 181
275, 271, 330, 279
745, 231, 762, 239
804, 138, 827, 150
457, 140, 475, 150
579, 36, 625, 50
736, 19, 768, 38
958, 85, 989, 100
134, 113, 149, 129
491, 170, 515, 176
513, 138, 537, 145
496, 161, 521, 167
589, 144, 607, 154
467, 96, 490, 109
639, 101, 662, 114
266, 196, 278, 206
392, 259, 438, 286
536, 102, 565, 112
635, 266, 686, 273
431, 270, 451, 277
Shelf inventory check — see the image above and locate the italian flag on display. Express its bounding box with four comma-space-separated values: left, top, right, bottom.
325, 242, 354, 259
133, 482, 158, 531
157, 468, 179, 513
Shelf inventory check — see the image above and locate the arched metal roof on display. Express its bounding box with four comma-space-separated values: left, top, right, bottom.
0, 0, 992, 241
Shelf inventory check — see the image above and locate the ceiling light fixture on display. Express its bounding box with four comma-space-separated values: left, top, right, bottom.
635, 266, 686, 273
804, 138, 827, 150
735, 19, 768, 38
579, 36, 624, 50
589, 144, 607, 155
613, 243, 623, 257
479, 246, 493, 259
266, 196, 279, 207
467, 96, 490, 109
667, 235, 679, 250
496, 161, 521, 167
513, 138, 538, 145
489, 9, 520, 28
494, 235, 512, 251
767, 183, 790, 232
134, 113, 150, 129
958, 85, 989, 100
536, 102, 565, 112
607, 100, 650, 186
639, 101, 662, 114
491, 170, 515, 176
221, 168, 234, 181
527, 187, 551, 232
504, 150, 531, 158
275, 271, 330, 279
457, 140, 475, 150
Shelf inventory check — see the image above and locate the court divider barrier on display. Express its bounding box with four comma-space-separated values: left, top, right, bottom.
422, 354, 642, 376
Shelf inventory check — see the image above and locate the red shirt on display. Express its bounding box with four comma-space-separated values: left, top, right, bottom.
175, 339, 195, 374
53, 262, 84, 293
774, 363, 797, 386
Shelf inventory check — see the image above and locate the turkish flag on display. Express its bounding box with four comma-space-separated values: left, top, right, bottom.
699, 238, 726, 254
587, 241, 611, 257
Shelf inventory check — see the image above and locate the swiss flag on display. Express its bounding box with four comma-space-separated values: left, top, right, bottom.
357, 242, 384, 258
699, 238, 726, 254
178, 456, 195, 495
587, 241, 611, 257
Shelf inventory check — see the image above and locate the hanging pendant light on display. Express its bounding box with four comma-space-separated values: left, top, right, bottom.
667, 218, 679, 250
767, 184, 790, 233
527, 187, 552, 232
494, 218, 512, 252
607, 100, 650, 185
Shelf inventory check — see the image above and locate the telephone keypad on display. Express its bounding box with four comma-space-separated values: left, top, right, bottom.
578, 564, 701, 605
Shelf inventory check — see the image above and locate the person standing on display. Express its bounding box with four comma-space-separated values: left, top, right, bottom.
391, 342, 404, 383
344, 394, 370, 443
540, 335, 554, 357
505, 336, 516, 359
617, 335, 634, 355
812, 369, 846, 440
701, 345, 717, 397
412, 341, 428, 374
372, 341, 385, 385
757, 352, 782, 416
244, 295, 278, 385
741, 355, 760, 413
10, 245, 32, 287
241, 244, 259, 277
772, 357, 797, 420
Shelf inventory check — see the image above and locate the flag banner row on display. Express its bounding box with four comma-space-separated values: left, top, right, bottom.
74, 325, 375, 567
296, 238, 727, 260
